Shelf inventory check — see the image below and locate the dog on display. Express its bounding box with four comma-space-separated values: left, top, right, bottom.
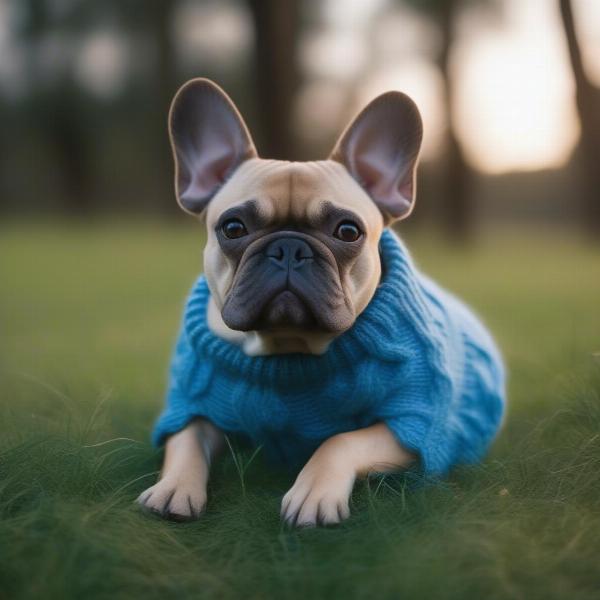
137, 78, 505, 527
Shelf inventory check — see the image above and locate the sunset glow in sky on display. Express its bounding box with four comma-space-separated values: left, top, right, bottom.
453, 0, 581, 173
310, 0, 600, 174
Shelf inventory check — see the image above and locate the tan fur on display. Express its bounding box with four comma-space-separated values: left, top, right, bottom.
137, 418, 223, 520
138, 418, 414, 525
280, 423, 414, 526
203, 158, 384, 355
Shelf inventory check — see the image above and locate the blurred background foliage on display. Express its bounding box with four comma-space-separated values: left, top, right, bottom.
1, 0, 599, 241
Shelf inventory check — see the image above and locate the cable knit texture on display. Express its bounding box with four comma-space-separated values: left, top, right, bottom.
153, 230, 506, 476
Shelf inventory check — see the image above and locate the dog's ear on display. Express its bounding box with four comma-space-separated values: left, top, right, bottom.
330, 92, 423, 224
168, 78, 257, 216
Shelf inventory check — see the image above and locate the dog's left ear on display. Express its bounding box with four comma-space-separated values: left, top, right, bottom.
330, 92, 423, 224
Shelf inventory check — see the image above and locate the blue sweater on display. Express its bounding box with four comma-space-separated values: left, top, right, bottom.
153, 230, 506, 476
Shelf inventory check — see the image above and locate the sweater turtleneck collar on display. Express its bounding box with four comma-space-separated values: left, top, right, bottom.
184, 229, 431, 386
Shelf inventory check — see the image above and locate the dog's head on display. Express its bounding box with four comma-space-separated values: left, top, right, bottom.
169, 79, 422, 355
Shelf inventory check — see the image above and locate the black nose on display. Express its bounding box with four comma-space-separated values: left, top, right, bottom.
266, 238, 314, 269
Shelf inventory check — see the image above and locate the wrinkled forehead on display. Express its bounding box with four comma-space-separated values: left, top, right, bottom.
205, 158, 383, 229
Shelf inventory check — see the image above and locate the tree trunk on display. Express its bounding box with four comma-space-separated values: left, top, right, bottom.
247, 0, 301, 160
49, 87, 93, 216
437, 0, 473, 242
559, 0, 600, 238
149, 0, 179, 215
22, 1, 93, 215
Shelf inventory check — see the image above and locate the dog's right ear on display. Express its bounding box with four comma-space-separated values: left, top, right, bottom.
168, 78, 257, 216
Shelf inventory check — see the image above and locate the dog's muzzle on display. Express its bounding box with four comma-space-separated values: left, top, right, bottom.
261, 237, 316, 328
221, 232, 354, 333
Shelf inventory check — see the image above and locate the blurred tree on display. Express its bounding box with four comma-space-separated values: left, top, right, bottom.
436, 0, 473, 241
246, 0, 301, 160
18, 0, 93, 215
143, 0, 179, 214
402, 0, 474, 241
12, 0, 180, 215
558, 0, 600, 238
110, 0, 179, 215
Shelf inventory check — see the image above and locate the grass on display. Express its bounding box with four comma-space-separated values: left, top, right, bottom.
1, 220, 600, 599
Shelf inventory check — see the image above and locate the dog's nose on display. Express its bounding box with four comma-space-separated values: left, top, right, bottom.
266, 238, 313, 269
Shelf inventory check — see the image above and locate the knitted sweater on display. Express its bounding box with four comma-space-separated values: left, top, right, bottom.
153, 230, 506, 476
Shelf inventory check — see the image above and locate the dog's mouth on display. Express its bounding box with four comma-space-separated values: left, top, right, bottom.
220, 232, 355, 334
257, 290, 316, 330
222, 276, 341, 333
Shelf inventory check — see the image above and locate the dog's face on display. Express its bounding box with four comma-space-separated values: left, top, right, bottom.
168, 79, 422, 355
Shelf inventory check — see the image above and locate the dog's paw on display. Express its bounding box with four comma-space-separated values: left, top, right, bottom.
136, 477, 207, 521
281, 463, 355, 528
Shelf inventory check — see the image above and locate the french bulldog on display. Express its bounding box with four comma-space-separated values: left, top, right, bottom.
136, 78, 504, 526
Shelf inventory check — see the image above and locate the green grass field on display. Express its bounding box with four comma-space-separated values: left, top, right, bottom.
1, 221, 599, 599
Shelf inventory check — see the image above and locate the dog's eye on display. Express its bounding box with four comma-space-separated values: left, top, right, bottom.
222, 219, 248, 239
334, 221, 362, 242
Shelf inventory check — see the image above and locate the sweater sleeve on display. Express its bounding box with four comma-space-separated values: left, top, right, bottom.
372, 330, 460, 478
376, 329, 504, 477
151, 324, 212, 447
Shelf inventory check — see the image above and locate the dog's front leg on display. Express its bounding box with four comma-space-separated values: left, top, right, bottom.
281, 423, 415, 527
137, 418, 223, 521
